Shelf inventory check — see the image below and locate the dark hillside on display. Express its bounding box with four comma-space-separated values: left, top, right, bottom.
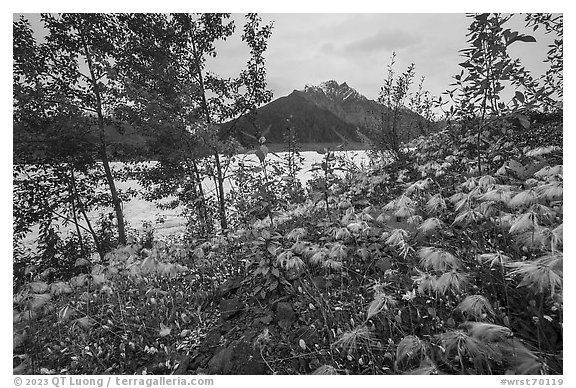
223, 81, 431, 149
225, 90, 365, 145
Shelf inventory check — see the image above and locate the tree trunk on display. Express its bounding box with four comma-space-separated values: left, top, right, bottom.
67, 164, 85, 256
190, 34, 228, 231
80, 28, 127, 245
191, 159, 212, 235
100, 144, 127, 245
74, 181, 105, 261
213, 153, 228, 230
67, 164, 104, 260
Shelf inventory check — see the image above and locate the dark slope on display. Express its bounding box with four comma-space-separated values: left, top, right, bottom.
223, 80, 430, 149
229, 90, 364, 146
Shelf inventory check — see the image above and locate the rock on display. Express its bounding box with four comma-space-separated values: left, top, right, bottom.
254, 313, 273, 325
376, 258, 392, 272
146, 351, 190, 374
219, 298, 243, 320
238, 329, 260, 343
311, 276, 327, 289
201, 328, 222, 351
216, 277, 243, 298
276, 302, 296, 330
173, 354, 191, 374
231, 340, 268, 374
286, 265, 304, 280
220, 320, 233, 333
293, 325, 319, 345
189, 353, 211, 371
207, 340, 268, 375
207, 347, 234, 374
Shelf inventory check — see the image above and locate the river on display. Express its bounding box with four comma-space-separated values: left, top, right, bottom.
18, 150, 372, 245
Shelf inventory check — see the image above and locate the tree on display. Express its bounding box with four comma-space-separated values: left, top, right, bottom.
14, 14, 129, 246
115, 13, 273, 232
408, 76, 437, 137
446, 13, 542, 175
14, 16, 134, 277
524, 13, 563, 107
375, 52, 416, 158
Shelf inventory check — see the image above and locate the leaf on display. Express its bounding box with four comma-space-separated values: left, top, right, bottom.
13, 331, 26, 350
367, 296, 386, 320
516, 34, 537, 43
24, 265, 36, 276
156, 262, 172, 277
477, 252, 511, 268
267, 244, 281, 255
517, 115, 530, 129
255, 149, 266, 163
49, 281, 73, 295
19, 310, 37, 322
457, 295, 495, 319
194, 246, 205, 259
419, 217, 444, 235
417, 247, 460, 271
29, 281, 49, 293
13, 310, 22, 324
140, 256, 158, 275
75, 316, 96, 330
509, 189, 539, 208
74, 257, 90, 267
312, 365, 338, 375
91, 264, 106, 275
91, 274, 107, 285
506, 159, 523, 174
28, 293, 51, 310
159, 322, 171, 337
395, 335, 426, 368
462, 322, 512, 342
57, 305, 76, 323
259, 144, 269, 158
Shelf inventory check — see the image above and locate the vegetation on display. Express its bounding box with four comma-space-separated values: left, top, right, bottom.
14, 13, 562, 375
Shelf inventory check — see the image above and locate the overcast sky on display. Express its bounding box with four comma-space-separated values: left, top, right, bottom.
206, 13, 559, 102
15, 12, 559, 104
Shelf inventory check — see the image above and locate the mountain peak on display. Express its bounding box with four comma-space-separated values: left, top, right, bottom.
303, 80, 364, 103
226, 79, 428, 147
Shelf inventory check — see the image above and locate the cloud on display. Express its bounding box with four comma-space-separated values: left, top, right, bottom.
320, 42, 336, 54
344, 29, 422, 54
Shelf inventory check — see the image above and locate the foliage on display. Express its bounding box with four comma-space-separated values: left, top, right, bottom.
371, 53, 440, 158
114, 13, 274, 233
307, 146, 356, 221
14, 12, 562, 376
13, 12, 275, 276
372, 52, 415, 156
13, 13, 138, 275
524, 14, 563, 103
13, 235, 249, 374
227, 138, 305, 228
281, 123, 306, 202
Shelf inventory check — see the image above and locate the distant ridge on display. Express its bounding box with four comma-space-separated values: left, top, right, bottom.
225, 80, 426, 149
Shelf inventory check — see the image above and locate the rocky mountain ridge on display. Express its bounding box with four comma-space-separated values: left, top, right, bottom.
227, 80, 427, 148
